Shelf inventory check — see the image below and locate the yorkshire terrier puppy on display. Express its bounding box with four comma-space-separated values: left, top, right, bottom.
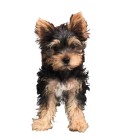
32, 12, 90, 132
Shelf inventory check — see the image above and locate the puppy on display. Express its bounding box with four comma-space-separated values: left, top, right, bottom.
32, 12, 90, 132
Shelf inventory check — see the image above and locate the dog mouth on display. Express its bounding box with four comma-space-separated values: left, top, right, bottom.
64, 64, 71, 68
62, 64, 72, 70
64, 64, 69, 69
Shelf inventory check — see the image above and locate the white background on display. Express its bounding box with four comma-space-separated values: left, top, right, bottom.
0, 0, 140, 140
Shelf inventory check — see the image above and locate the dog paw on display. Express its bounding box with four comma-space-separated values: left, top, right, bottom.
32, 119, 52, 131
68, 120, 88, 132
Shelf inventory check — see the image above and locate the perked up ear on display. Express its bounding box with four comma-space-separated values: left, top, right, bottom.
68, 12, 89, 41
35, 18, 54, 39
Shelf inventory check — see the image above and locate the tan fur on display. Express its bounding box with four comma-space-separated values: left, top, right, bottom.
68, 36, 82, 47
47, 54, 66, 71
65, 79, 88, 132
48, 39, 60, 48
42, 53, 46, 60
36, 18, 54, 39
68, 53, 83, 69
32, 79, 59, 131
41, 53, 46, 66
67, 12, 88, 39
78, 50, 82, 53
47, 53, 83, 71
68, 107, 88, 132
66, 78, 82, 91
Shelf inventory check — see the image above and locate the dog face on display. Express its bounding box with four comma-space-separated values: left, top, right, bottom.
35, 12, 89, 71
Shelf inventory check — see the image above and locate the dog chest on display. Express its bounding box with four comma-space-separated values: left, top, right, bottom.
55, 83, 67, 97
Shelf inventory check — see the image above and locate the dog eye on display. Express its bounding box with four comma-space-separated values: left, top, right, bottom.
71, 45, 75, 49
53, 46, 58, 51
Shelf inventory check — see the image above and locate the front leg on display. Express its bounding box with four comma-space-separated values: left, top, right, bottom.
32, 79, 59, 131
65, 78, 89, 132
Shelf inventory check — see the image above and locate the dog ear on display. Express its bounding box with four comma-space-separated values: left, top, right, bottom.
68, 12, 89, 41
35, 18, 54, 39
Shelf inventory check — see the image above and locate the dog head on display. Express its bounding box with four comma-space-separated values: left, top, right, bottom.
35, 12, 89, 71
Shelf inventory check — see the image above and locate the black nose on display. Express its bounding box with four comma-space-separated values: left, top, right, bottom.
63, 57, 70, 64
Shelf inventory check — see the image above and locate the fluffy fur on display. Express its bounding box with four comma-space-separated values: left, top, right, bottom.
32, 12, 90, 132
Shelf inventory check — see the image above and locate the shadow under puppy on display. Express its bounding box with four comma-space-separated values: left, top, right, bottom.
32, 12, 90, 132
